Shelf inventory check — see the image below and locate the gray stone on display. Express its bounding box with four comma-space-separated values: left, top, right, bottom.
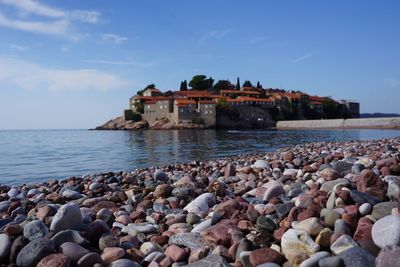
292, 217, 323, 236
154, 169, 168, 182
371, 201, 399, 220
372, 215, 400, 248
256, 216, 277, 232
320, 179, 349, 192
109, 259, 141, 267
77, 252, 103, 267
51, 229, 88, 248
375, 245, 400, 267
262, 180, 285, 201
59, 242, 90, 264
0, 201, 11, 213
16, 238, 55, 267
0, 233, 12, 259
299, 251, 330, 267
252, 160, 270, 169
183, 193, 216, 216
338, 247, 375, 267
122, 223, 158, 235
352, 164, 365, 174
7, 188, 19, 198
334, 219, 352, 235
192, 219, 212, 233
358, 203, 372, 216
350, 190, 381, 206
318, 256, 344, 267
186, 254, 230, 267
62, 189, 82, 200
330, 234, 358, 255
322, 209, 342, 227
50, 203, 83, 232
168, 232, 206, 250
23, 220, 48, 241
332, 161, 352, 176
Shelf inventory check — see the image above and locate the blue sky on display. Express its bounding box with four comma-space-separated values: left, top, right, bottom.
0, 0, 399, 129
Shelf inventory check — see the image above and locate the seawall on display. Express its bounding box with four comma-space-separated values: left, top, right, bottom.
276, 117, 400, 129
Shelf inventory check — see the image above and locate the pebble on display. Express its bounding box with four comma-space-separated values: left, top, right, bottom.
281, 229, 320, 258
330, 234, 358, 255
23, 220, 48, 241
359, 203, 372, 216
299, 251, 330, 267
338, 246, 375, 267
109, 259, 141, 267
183, 193, 216, 216
0, 233, 12, 259
16, 238, 55, 267
372, 215, 400, 248
375, 245, 400, 267
371, 201, 399, 220
50, 203, 83, 232
37, 253, 70, 267
292, 217, 323, 236
59, 242, 90, 264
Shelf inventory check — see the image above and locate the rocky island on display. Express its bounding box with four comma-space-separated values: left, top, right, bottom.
96, 75, 359, 130
1, 137, 400, 266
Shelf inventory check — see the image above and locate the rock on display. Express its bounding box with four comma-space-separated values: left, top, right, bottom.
315, 228, 333, 248
154, 184, 173, 198
10, 235, 28, 263
183, 193, 216, 216
201, 220, 236, 247
99, 233, 119, 250
165, 244, 189, 262
23, 220, 48, 241
349, 190, 381, 206
62, 189, 82, 199
154, 170, 168, 182
359, 203, 372, 216
252, 160, 270, 169
320, 168, 340, 181
375, 245, 400, 267
372, 215, 400, 248
322, 209, 341, 227
140, 242, 162, 256
77, 253, 103, 267
281, 229, 320, 258
371, 201, 399, 220
249, 247, 286, 266
320, 179, 349, 192
224, 163, 236, 177
59, 242, 90, 264
122, 223, 158, 235
51, 229, 88, 248
50, 203, 83, 232
186, 254, 230, 267
330, 234, 358, 255
256, 216, 277, 232
0, 233, 12, 259
356, 169, 386, 200
37, 254, 70, 267
262, 180, 285, 201
299, 251, 330, 267
109, 259, 141, 267
8, 188, 19, 198
168, 232, 206, 250
318, 256, 344, 267
192, 219, 212, 233
16, 238, 55, 267
292, 217, 323, 236
338, 247, 375, 267
101, 247, 126, 265
332, 161, 352, 176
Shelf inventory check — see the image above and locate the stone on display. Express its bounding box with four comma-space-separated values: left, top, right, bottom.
332, 161, 353, 176
318, 256, 344, 267
330, 234, 358, 255
154, 169, 168, 182
8, 188, 19, 198
320, 168, 340, 181
299, 251, 330, 267
101, 247, 126, 265
10, 236, 28, 263
192, 219, 212, 233
372, 215, 400, 248
292, 217, 323, 236
50, 203, 83, 232
77, 252, 103, 267
262, 180, 285, 201
338, 247, 375, 267
249, 247, 286, 266
0, 233, 12, 259
168, 232, 206, 250
59, 242, 90, 264
322, 209, 341, 227
154, 184, 173, 198
224, 162, 236, 177
349, 190, 380, 206
371, 201, 399, 220
122, 223, 158, 235
140, 242, 162, 255
109, 259, 141, 267
62, 189, 82, 199
315, 228, 333, 248
23, 220, 48, 241
99, 233, 119, 250
37, 253, 70, 267
281, 229, 320, 258
375, 245, 400, 267
185, 254, 230, 267
320, 179, 349, 192
356, 169, 386, 200
359, 203, 372, 216
256, 216, 277, 232
16, 238, 55, 267
201, 220, 236, 247
165, 244, 189, 262
353, 217, 373, 242
188, 247, 210, 263
252, 160, 270, 169
183, 193, 216, 216
51, 229, 88, 248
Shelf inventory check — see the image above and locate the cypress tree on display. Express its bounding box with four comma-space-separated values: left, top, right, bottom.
236, 77, 240, 90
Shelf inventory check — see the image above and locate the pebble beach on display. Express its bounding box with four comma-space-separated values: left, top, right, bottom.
1, 137, 400, 267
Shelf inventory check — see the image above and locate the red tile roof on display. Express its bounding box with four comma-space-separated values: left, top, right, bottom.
237, 96, 274, 102
198, 100, 216, 104
221, 90, 261, 95
175, 99, 196, 106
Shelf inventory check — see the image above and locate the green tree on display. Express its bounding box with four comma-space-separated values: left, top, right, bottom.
256, 81, 262, 88
242, 80, 253, 88
322, 98, 341, 119
213, 80, 230, 92
236, 77, 240, 90
180, 80, 188, 91
189, 75, 214, 90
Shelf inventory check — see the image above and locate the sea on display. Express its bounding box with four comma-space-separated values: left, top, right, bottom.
0, 129, 399, 185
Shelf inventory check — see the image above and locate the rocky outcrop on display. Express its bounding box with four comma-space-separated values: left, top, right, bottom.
95, 116, 149, 130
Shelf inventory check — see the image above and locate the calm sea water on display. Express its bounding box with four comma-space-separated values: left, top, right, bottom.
0, 129, 399, 185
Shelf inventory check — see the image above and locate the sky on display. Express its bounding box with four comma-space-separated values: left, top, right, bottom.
0, 0, 399, 129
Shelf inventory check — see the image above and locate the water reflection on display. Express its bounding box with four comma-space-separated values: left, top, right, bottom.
0, 129, 398, 185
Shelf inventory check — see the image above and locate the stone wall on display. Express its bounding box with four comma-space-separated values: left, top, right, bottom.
276, 117, 400, 129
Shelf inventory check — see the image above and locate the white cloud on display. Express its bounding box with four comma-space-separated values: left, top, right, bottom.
0, 57, 131, 92
0, 0, 101, 37
292, 50, 319, 63
0, 13, 69, 35
101, 33, 128, 44
9, 44, 29, 51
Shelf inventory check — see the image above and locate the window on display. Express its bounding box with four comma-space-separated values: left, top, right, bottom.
205, 110, 208, 114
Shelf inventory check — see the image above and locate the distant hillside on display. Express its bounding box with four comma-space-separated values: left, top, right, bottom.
360, 113, 400, 118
